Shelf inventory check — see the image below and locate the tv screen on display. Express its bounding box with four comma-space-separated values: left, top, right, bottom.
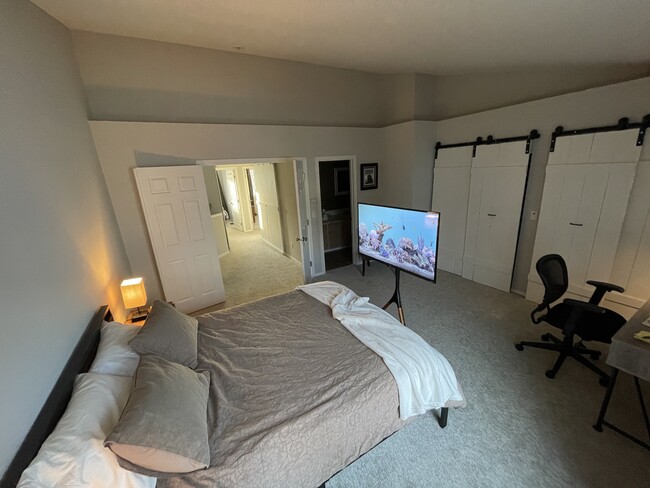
358, 203, 439, 282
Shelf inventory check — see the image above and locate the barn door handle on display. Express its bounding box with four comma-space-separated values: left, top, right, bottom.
487, 213, 497, 217
569, 222, 583, 227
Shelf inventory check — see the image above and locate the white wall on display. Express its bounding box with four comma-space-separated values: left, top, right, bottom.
0, 0, 131, 475
428, 77, 650, 293
90, 121, 384, 299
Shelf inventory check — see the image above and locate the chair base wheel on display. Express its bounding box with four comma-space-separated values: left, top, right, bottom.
545, 370, 556, 379
515, 343, 524, 351
599, 377, 610, 387
591, 353, 601, 360
541, 333, 550, 341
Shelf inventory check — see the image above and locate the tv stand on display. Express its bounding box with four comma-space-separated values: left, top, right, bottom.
383, 266, 405, 325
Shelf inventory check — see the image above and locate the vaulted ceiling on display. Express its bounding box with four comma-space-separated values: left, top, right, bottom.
31, 0, 650, 75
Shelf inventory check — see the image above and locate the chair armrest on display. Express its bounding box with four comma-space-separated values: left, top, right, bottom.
563, 298, 606, 314
586, 280, 624, 305
586, 280, 625, 294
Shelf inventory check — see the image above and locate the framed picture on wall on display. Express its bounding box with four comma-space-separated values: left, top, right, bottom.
360, 163, 378, 191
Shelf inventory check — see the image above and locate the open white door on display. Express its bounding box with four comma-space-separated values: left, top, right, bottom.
222, 169, 243, 230
251, 163, 284, 252
294, 159, 312, 282
134, 166, 226, 313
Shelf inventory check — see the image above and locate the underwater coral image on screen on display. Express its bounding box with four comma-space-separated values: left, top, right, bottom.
358, 203, 439, 281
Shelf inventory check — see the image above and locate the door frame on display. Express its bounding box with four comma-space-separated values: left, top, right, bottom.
315, 155, 359, 274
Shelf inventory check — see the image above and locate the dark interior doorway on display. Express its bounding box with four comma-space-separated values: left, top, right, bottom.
319, 160, 353, 270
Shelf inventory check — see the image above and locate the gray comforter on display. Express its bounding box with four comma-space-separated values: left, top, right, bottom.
160, 290, 405, 488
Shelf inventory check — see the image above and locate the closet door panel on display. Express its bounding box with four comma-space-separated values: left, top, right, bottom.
432, 146, 473, 275
531, 165, 584, 270
548, 134, 593, 165
528, 128, 643, 312
463, 162, 527, 291
565, 166, 608, 287
586, 163, 636, 283
432, 166, 471, 274
590, 129, 642, 164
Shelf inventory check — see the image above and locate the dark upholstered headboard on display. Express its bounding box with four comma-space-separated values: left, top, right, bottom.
0, 305, 111, 488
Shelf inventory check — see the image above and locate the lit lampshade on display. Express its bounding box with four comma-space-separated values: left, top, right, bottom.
120, 277, 147, 309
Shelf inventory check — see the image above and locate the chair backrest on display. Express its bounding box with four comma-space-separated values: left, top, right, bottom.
536, 254, 568, 306
530, 254, 568, 323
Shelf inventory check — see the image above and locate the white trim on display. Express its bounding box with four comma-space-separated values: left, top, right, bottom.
293, 157, 313, 282
197, 157, 293, 166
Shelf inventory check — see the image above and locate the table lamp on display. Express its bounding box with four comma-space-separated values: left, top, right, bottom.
120, 277, 148, 323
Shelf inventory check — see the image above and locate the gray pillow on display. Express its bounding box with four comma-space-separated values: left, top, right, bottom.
129, 300, 198, 368
105, 355, 211, 477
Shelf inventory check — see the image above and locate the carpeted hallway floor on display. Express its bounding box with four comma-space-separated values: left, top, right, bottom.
317, 264, 649, 488
194, 227, 304, 314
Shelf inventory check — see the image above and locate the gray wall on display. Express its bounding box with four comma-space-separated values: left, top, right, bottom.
71, 31, 387, 127
0, 0, 131, 475
427, 65, 650, 121
71, 31, 650, 126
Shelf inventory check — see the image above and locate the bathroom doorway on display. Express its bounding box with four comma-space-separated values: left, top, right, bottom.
318, 159, 353, 270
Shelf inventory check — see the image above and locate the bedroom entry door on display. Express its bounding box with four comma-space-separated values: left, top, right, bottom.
134, 166, 226, 313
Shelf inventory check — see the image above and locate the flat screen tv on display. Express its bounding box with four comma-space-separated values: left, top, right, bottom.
358, 203, 440, 282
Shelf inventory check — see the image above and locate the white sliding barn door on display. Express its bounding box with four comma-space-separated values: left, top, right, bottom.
463, 141, 530, 291
527, 129, 641, 313
251, 163, 284, 253
431, 146, 473, 275
134, 166, 226, 313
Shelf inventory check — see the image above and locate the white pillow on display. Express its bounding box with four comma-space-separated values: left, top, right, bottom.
18, 373, 156, 488
90, 321, 141, 376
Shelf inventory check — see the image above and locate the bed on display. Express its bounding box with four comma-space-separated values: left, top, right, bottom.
6, 283, 464, 488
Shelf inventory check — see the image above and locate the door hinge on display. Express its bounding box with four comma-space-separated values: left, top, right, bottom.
310, 261, 312, 267
306, 219, 310, 226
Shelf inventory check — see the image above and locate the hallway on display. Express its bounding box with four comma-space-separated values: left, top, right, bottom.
194, 227, 304, 314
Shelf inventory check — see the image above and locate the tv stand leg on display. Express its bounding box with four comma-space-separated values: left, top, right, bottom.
382, 267, 405, 325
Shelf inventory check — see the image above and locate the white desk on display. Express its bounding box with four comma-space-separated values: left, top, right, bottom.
593, 298, 650, 450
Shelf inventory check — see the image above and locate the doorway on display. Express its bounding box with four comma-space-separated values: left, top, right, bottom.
199, 161, 305, 310
318, 159, 353, 270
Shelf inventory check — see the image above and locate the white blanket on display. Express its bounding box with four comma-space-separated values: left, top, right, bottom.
298, 281, 466, 420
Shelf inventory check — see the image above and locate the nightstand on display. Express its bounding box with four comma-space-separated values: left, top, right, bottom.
124, 308, 149, 325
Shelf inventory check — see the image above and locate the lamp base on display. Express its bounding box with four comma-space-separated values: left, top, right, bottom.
126, 308, 149, 324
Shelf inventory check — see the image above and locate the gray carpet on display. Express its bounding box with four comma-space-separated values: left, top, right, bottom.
316, 264, 650, 488
193, 227, 304, 315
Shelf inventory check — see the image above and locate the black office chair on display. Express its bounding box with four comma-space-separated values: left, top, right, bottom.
515, 254, 626, 384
